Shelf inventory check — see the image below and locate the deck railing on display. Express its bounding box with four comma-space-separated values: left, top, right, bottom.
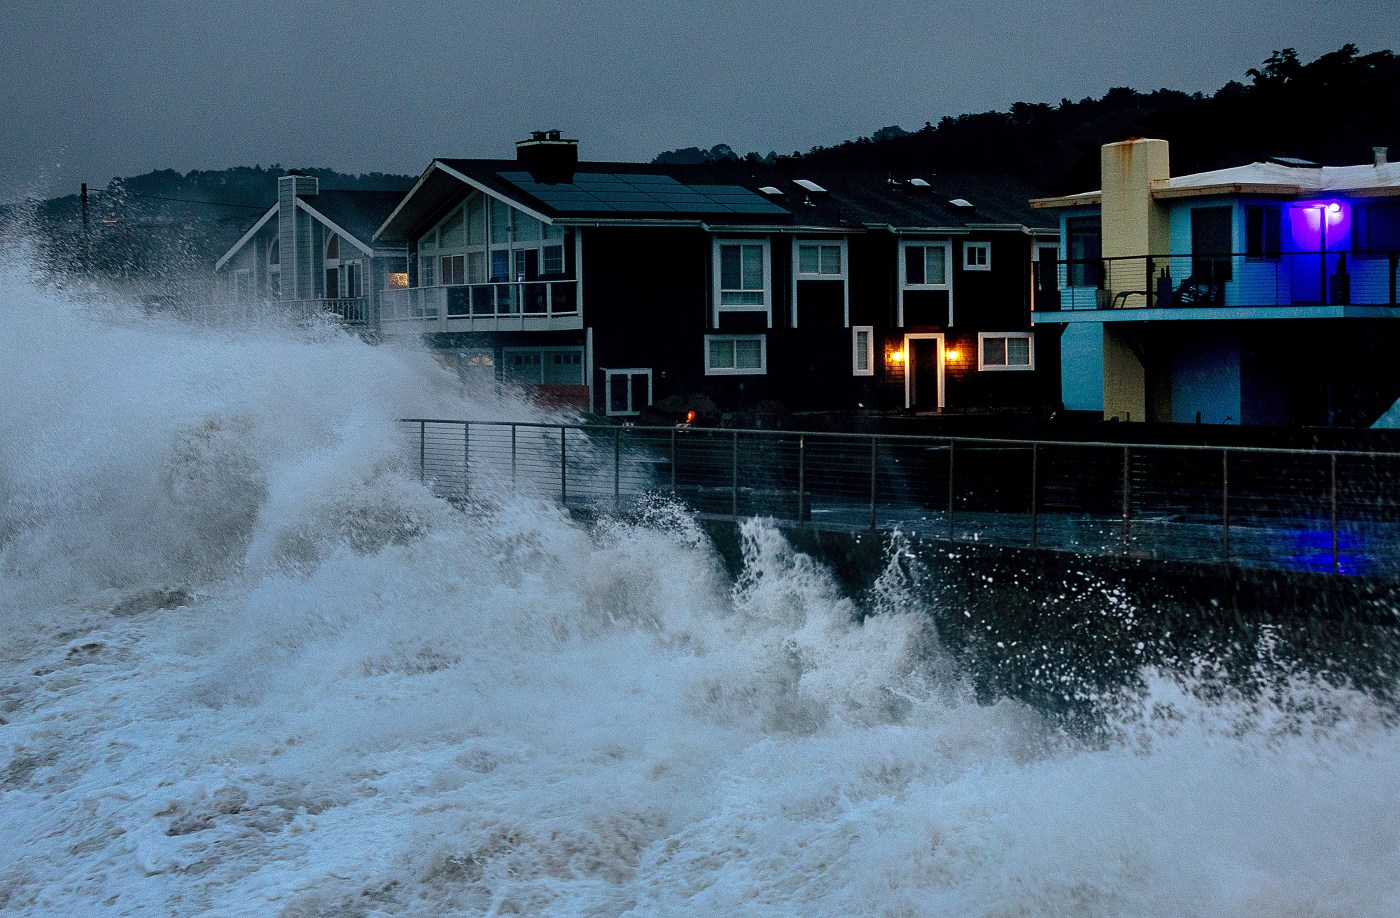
1034, 250, 1400, 312
401, 419, 1400, 577
382, 280, 579, 328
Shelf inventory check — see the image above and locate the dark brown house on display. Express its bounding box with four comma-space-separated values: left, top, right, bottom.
374, 132, 1058, 418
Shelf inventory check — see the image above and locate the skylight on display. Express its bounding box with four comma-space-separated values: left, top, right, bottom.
794, 179, 828, 194
908, 178, 931, 188
949, 198, 974, 209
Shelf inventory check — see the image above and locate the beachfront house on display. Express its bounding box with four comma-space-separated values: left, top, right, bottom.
1031, 138, 1400, 426
374, 131, 1058, 418
214, 174, 409, 326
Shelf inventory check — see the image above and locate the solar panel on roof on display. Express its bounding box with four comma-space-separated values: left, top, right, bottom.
496, 171, 789, 216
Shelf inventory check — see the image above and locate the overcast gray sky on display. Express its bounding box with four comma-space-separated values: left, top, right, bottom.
1, 0, 1395, 201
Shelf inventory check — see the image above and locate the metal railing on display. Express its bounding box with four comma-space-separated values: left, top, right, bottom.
401, 419, 1400, 577
382, 280, 579, 327
179, 297, 371, 326
1034, 250, 1400, 312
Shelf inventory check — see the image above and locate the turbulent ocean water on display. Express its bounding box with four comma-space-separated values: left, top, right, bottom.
2, 261, 1399, 917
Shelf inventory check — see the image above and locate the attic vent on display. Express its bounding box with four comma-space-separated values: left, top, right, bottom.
949, 198, 975, 209
793, 179, 828, 194
758, 185, 784, 197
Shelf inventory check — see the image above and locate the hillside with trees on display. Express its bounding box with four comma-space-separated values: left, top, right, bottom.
655, 45, 1400, 194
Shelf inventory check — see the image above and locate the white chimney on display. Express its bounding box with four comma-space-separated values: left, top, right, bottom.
1375, 146, 1389, 167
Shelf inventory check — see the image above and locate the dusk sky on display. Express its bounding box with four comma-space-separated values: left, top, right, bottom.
2, 0, 1396, 201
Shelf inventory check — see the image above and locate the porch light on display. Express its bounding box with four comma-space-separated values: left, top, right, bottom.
388, 272, 408, 289
889, 349, 905, 365
945, 348, 961, 362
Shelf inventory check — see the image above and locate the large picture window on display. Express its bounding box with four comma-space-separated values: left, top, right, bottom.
1245, 206, 1281, 260
705, 334, 766, 375
605, 369, 653, 416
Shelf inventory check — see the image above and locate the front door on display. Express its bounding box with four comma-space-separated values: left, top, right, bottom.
904, 334, 944, 410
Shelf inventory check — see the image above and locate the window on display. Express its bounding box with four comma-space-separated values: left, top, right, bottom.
963, 241, 991, 271
1065, 216, 1103, 287
417, 192, 571, 297
439, 254, 465, 286
605, 369, 653, 416
852, 326, 874, 376
343, 260, 363, 298
1191, 206, 1233, 282
1245, 206, 1281, 260
705, 334, 766, 375
902, 242, 951, 288
1357, 203, 1400, 255
326, 234, 340, 260
796, 242, 843, 276
714, 239, 770, 316
978, 332, 1034, 371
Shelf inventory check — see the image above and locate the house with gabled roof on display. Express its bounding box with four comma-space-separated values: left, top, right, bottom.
374, 131, 1058, 418
214, 174, 409, 325
1032, 138, 1400, 427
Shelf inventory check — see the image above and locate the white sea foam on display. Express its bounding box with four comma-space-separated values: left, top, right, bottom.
2, 262, 1398, 916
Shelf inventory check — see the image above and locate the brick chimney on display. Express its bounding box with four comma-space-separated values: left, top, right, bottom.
516, 130, 578, 184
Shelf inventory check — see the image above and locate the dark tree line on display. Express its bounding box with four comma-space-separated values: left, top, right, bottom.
658, 45, 1400, 194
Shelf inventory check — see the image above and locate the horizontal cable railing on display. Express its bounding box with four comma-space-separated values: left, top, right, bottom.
402, 419, 1400, 577
1034, 250, 1400, 311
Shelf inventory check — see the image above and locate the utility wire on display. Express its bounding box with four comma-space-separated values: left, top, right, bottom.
103, 188, 268, 210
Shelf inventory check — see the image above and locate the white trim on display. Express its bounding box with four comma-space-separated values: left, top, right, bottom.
603, 367, 653, 416
432, 161, 556, 226
712, 237, 772, 327
215, 204, 278, 272
902, 333, 945, 409
791, 237, 849, 328
852, 326, 875, 376
962, 240, 991, 271
295, 198, 375, 257
898, 240, 953, 326
585, 327, 594, 411
977, 332, 1035, 371
705, 334, 767, 375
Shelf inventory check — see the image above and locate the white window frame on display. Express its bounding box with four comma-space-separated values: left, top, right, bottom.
794, 239, 846, 278
791, 237, 850, 327
898, 239, 954, 326
713, 237, 772, 326
341, 259, 364, 298
852, 326, 875, 376
977, 332, 1035, 371
963, 240, 991, 271
705, 334, 767, 375
603, 368, 653, 416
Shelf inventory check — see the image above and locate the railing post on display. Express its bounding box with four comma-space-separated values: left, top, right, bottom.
1145, 255, 1155, 308
869, 437, 878, 530
947, 440, 956, 541
1221, 450, 1230, 563
560, 425, 568, 503
419, 420, 426, 483
1030, 443, 1039, 549
511, 424, 518, 486
614, 427, 621, 510
797, 435, 806, 522
463, 422, 470, 500
670, 428, 678, 497
732, 430, 739, 517
1331, 452, 1339, 574
1121, 446, 1132, 553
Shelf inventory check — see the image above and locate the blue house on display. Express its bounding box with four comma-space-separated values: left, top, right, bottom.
1031, 139, 1400, 427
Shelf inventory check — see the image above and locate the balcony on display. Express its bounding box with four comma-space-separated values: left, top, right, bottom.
183, 297, 371, 326
381, 280, 581, 333
1034, 250, 1400, 322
